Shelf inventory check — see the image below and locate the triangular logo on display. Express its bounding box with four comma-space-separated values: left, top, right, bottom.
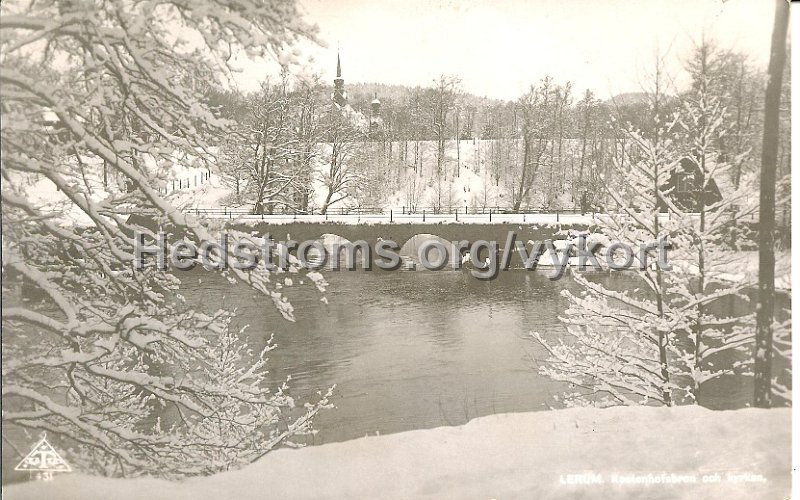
15, 434, 72, 473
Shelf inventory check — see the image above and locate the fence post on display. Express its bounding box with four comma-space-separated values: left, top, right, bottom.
423, 209, 426, 222
489, 209, 492, 222
455, 208, 458, 222
556, 210, 560, 223
390, 209, 393, 223
465, 205, 468, 215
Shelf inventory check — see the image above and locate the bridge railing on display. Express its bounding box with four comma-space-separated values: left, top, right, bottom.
397, 206, 585, 215
180, 205, 790, 228
180, 206, 593, 224
185, 206, 388, 217
183, 205, 587, 217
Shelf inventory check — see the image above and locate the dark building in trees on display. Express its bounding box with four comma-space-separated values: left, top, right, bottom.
658, 156, 723, 212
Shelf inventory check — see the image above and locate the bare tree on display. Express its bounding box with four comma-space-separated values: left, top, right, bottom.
291, 77, 325, 212
513, 77, 557, 210
577, 89, 599, 191
427, 75, 461, 181
318, 109, 366, 214
753, 0, 790, 408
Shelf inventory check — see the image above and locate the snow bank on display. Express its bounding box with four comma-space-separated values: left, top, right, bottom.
5, 405, 789, 500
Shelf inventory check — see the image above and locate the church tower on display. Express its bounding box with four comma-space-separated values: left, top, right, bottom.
333, 52, 347, 108
370, 93, 381, 116
369, 92, 383, 140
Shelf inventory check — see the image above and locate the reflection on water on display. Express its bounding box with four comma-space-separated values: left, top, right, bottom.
193, 268, 757, 445
1, 265, 769, 480
270, 270, 575, 444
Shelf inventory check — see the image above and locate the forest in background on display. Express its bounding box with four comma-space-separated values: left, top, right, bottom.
204, 40, 790, 216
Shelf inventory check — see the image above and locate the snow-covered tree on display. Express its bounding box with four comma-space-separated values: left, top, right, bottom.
427, 75, 461, 179
317, 108, 366, 214
513, 81, 549, 210
221, 75, 311, 214
665, 41, 760, 402
534, 51, 763, 407
290, 77, 326, 212
219, 131, 252, 204
533, 119, 684, 406
1, 0, 334, 477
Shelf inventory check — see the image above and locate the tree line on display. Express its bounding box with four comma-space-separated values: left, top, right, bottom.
206, 41, 789, 216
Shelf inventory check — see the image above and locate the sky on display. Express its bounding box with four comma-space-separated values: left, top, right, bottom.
230, 0, 778, 101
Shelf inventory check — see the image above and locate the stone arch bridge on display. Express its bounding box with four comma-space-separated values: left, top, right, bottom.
238, 221, 588, 251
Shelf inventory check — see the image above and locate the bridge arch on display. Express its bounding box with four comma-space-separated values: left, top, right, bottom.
314, 233, 371, 270
400, 233, 467, 269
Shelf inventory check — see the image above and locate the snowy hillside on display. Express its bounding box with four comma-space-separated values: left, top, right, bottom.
14, 137, 764, 221
169, 138, 588, 214
13, 150, 218, 226
359, 139, 584, 211
5, 405, 789, 500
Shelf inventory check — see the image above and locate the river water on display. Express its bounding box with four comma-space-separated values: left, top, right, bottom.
193, 267, 753, 445
0, 265, 768, 483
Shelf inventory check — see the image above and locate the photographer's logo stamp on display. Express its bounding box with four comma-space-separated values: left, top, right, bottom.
15, 433, 72, 481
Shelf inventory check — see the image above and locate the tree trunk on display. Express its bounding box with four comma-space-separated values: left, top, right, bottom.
514, 134, 530, 211
753, 0, 789, 409
456, 111, 460, 177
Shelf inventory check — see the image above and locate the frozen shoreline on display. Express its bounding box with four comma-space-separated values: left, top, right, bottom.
5, 405, 790, 500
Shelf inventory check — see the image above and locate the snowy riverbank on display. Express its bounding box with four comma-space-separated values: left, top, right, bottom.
5, 405, 790, 500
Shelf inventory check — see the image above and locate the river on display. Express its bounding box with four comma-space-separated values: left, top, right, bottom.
0, 265, 769, 483
192, 267, 754, 445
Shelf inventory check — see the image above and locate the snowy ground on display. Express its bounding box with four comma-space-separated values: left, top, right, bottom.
5, 405, 789, 500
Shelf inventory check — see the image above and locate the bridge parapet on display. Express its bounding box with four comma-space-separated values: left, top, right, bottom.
221, 220, 592, 255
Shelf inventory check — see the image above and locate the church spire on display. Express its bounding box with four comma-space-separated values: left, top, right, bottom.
333, 51, 347, 108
